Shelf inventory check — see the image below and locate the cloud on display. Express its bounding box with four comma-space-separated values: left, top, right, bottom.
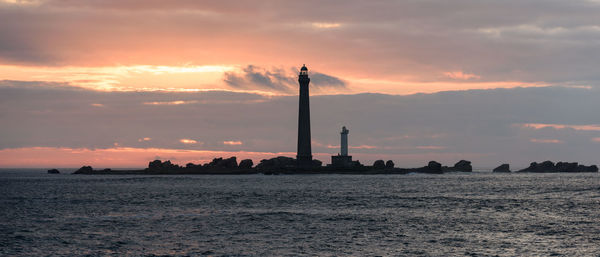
310, 72, 347, 88
223, 65, 295, 93
144, 100, 198, 105
529, 138, 564, 144
311, 22, 342, 29
415, 146, 446, 150
520, 123, 600, 131
179, 139, 199, 144
444, 71, 481, 80
223, 140, 243, 145
223, 65, 346, 93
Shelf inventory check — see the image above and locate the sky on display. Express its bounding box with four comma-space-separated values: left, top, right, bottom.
1, 0, 600, 168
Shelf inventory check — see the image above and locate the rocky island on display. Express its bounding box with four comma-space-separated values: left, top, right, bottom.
63, 158, 598, 175
516, 161, 598, 173
70, 157, 471, 175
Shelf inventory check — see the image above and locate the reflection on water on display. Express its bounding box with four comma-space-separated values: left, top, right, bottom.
1, 171, 599, 256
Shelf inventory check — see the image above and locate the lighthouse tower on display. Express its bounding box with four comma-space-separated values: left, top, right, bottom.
296, 64, 313, 167
340, 126, 349, 156
331, 126, 353, 168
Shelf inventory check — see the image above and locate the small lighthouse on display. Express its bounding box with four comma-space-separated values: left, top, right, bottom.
340, 126, 349, 156
331, 126, 354, 168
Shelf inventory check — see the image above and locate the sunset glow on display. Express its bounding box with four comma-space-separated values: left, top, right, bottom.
2, 0, 600, 167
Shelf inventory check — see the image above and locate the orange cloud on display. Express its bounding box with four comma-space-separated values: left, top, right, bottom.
223, 140, 243, 145
0, 146, 492, 169
521, 123, 600, 131
311, 22, 342, 29
0, 147, 294, 168
443, 71, 481, 80
529, 138, 563, 144
144, 100, 198, 105
179, 139, 199, 144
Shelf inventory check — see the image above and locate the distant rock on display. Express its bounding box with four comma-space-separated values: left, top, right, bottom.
350, 160, 364, 168
585, 165, 598, 172
47, 169, 60, 174
373, 160, 385, 170
443, 160, 473, 172
147, 160, 181, 172
73, 166, 93, 174
428, 161, 442, 171
256, 156, 296, 171
186, 162, 199, 169
238, 159, 254, 169
455, 160, 472, 172
204, 157, 238, 169
518, 161, 598, 173
493, 164, 511, 173
406, 161, 443, 174
219, 157, 238, 169
385, 160, 395, 169
312, 159, 323, 167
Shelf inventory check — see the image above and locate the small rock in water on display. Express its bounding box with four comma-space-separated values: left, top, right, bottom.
493, 164, 511, 172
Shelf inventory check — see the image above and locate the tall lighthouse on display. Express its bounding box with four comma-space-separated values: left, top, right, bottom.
296, 64, 313, 167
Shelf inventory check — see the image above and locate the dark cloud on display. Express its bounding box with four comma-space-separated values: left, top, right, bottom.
310, 72, 346, 88
224, 65, 346, 93
224, 65, 295, 92
2, 80, 600, 167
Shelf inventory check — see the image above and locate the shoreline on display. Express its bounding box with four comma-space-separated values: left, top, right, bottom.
60, 158, 598, 175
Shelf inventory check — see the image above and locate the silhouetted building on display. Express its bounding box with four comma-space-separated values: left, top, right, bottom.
297, 65, 313, 167
331, 126, 354, 167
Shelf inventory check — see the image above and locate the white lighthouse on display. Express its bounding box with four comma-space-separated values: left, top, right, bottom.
340, 126, 349, 156
331, 126, 354, 168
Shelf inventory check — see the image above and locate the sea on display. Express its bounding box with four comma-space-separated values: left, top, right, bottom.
1, 169, 599, 256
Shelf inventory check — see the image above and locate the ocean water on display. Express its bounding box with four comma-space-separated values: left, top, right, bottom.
1, 170, 599, 256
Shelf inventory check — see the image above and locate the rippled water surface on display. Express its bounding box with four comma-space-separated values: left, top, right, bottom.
1, 170, 599, 256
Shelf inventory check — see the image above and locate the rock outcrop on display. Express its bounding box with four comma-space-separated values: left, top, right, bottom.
47, 169, 60, 174
147, 160, 181, 172
255, 156, 296, 171
492, 164, 511, 172
238, 159, 254, 169
517, 161, 598, 173
373, 160, 386, 170
405, 161, 443, 174
312, 159, 323, 167
443, 160, 473, 172
385, 160, 395, 169
205, 157, 238, 169
73, 166, 93, 174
